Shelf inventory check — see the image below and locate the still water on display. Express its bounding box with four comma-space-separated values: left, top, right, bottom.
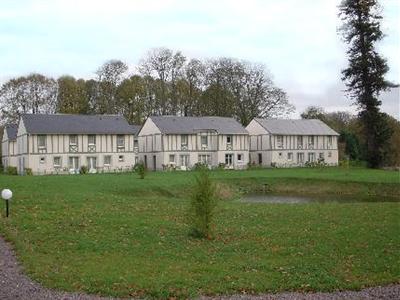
240, 194, 399, 204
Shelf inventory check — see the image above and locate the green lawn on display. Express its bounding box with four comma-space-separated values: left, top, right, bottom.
0, 167, 399, 298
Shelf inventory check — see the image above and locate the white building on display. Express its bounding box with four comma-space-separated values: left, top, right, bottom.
246, 118, 339, 167
138, 116, 249, 170
11, 114, 140, 175
1, 124, 18, 168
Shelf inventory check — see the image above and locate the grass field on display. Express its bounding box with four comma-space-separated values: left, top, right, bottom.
0, 167, 399, 298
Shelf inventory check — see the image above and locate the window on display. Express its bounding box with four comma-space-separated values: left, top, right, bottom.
104, 155, 111, 166
181, 135, 188, 149
201, 135, 208, 147
225, 154, 233, 166
308, 152, 316, 162
117, 135, 125, 147
38, 135, 46, 149
297, 152, 304, 164
118, 155, 124, 162
288, 152, 293, 161
227, 135, 232, 144
328, 136, 333, 148
277, 135, 283, 148
319, 152, 324, 160
135, 157, 138, 164
69, 135, 78, 145
169, 154, 175, 163
180, 154, 189, 166
328, 151, 332, 158
297, 136, 303, 149
88, 135, 96, 145
237, 154, 243, 162
308, 136, 315, 148
88, 135, 96, 152
39, 157, 45, 164
278, 152, 283, 158
198, 154, 211, 165
53, 156, 61, 167
134, 139, 139, 148
69, 135, 78, 152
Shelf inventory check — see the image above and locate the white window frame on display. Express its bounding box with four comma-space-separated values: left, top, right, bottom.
181, 135, 188, 149
39, 156, 46, 164
53, 156, 61, 167
69, 135, 78, 145
288, 152, 293, 161
201, 135, 208, 148
117, 135, 125, 148
198, 154, 211, 165
277, 135, 283, 148
37, 135, 46, 149
169, 154, 175, 164
104, 155, 111, 166
237, 153, 243, 162
225, 153, 233, 166
297, 136, 303, 149
118, 155, 124, 162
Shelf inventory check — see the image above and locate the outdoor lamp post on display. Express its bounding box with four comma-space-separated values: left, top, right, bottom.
1, 189, 12, 218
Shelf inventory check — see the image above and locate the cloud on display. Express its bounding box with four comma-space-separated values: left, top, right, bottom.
0, 0, 398, 118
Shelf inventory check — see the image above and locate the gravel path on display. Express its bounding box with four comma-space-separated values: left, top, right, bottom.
1, 235, 399, 300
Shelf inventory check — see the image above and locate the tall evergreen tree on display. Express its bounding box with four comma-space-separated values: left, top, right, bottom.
339, 0, 397, 168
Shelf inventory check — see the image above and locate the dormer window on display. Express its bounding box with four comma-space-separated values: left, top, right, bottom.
181, 135, 188, 150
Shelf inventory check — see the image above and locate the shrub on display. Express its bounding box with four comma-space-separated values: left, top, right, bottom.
24, 168, 33, 175
5, 166, 18, 175
192, 162, 209, 171
79, 165, 88, 174
135, 161, 147, 179
188, 168, 217, 239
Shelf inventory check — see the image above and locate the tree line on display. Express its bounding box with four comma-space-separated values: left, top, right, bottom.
301, 106, 400, 167
0, 48, 294, 126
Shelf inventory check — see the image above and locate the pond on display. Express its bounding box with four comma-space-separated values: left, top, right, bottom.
240, 193, 400, 204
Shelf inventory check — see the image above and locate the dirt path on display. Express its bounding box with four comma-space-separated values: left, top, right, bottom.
1, 236, 399, 300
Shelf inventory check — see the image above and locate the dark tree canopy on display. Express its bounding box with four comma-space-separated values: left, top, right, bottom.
339, 0, 397, 168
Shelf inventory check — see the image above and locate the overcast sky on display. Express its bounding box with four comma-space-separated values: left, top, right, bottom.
0, 0, 399, 119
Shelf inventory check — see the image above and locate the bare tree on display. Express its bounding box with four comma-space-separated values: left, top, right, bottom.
95, 59, 128, 114
0, 74, 57, 125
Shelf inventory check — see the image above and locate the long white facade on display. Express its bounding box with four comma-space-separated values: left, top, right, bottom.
138, 117, 249, 170
246, 119, 339, 167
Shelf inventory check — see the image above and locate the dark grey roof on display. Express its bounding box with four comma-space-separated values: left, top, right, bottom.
21, 114, 136, 135
255, 118, 339, 136
5, 124, 18, 140
130, 125, 141, 136
150, 116, 248, 134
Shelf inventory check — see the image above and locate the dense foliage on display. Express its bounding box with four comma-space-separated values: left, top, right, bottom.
338, 0, 397, 168
189, 168, 217, 239
0, 48, 293, 127
301, 105, 400, 167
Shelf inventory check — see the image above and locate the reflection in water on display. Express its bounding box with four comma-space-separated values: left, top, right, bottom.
241, 194, 399, 204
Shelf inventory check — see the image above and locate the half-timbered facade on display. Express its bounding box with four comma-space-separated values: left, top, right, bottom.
15, 114, 139, 175
1, 124, 18, 168
138, 116, 249, 170
246, 118, 339, 167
